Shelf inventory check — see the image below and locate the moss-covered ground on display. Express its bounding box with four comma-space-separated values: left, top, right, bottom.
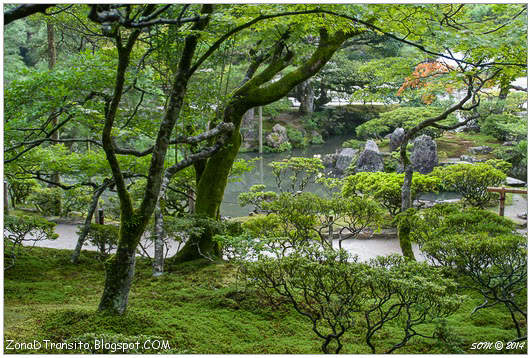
436, 132, 503, 159
3, 246, 526, 354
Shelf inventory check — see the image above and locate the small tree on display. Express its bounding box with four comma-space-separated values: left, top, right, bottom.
313, 195, 385, 249
242, 248, 368, 354
420, 233, 526, 340
269, 157, 324, 193
4, 214, 58, 269
6, 178, 38, 208
62, 186, 93, 217
342, 172, 440, 217
430, 163, 506, 208
363, 255, 462, 354
84, 224, 119, 259
411, 204, 527, 340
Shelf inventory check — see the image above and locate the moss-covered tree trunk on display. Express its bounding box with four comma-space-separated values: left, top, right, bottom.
152, 199, 165, 276
98, 214, 148, 314
71, 180, 110, 264
97, 5, 214, 314
173, 29, 354, 263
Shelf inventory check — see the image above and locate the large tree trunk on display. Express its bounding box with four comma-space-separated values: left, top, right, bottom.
172, 111, 243, 263
172, 30, 352, 263
98, 216, 147, 314
298, 79, 314, 114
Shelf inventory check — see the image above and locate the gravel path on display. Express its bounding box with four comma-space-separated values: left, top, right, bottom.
25, 194, 527, 261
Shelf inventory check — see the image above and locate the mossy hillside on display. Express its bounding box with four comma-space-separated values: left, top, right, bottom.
436, 132, 503, 158
4, 246, 526, 354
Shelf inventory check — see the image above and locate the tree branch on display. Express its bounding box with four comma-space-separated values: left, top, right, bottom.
4, 4, 54, 25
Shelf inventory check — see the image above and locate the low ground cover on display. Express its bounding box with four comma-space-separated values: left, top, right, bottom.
4, 246, 526, 354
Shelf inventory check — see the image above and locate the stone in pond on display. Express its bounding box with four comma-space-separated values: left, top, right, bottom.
468, 146, 493, 155
411, 135, 438, 174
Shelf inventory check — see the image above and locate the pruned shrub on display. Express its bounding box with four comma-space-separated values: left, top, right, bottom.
420, 232, 526, 340
85, 223, 119, 259
480, 113, 527, 141
4, 214, 58, 269
342, 171, 440, 216
356, 107, 457, 139
242, 248, 461, 354
411, 204, 527, 340
430, 163, 506, 208
28, 186, 62, 216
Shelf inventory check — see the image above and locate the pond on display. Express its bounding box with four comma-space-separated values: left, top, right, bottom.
221, 134, 354, 217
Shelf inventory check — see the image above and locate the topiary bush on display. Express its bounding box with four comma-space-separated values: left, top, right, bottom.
430, 163, 506, 208
28, 186, 62, 216
342, 171, 441, 216
84, 223, 119, 259
355, 106, 458, 139
4, 214, 58, 269
480, 113, 527, 141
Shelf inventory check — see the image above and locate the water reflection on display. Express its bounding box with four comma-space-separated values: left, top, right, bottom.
221, 135, 354, 217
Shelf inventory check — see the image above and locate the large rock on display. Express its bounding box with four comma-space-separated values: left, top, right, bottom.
411, 135, 438, 174
459, 155, 484, 163
468, 146, 493, 155
322, 153, 336, 168
355, 142, 383, 173
265, 124, 289, 148
365, 139, 380, 153
335, 148, 358, 173
389, 128, 405, 152
505, 176, 526, 187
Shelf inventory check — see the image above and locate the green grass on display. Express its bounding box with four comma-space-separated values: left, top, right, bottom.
4, 247, 527, 354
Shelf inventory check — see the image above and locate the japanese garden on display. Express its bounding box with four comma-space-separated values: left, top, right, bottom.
3, 3, 528, 354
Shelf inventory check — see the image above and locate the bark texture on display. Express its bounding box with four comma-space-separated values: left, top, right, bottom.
173, 30, 354, 263
71, 181, 110, 264
98, 5, 213, 314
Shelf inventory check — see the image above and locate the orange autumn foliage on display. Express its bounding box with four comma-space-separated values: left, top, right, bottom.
397, 62, 452, 104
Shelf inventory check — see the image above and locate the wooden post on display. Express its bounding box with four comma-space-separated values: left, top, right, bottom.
499, 190, 506, 217
258, 106, 263, 154
487, 187, 527, 217
98, 208, 104, 224
4, 181, 9, 215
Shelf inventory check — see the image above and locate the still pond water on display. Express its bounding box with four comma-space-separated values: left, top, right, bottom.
221, 134, 355, 217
